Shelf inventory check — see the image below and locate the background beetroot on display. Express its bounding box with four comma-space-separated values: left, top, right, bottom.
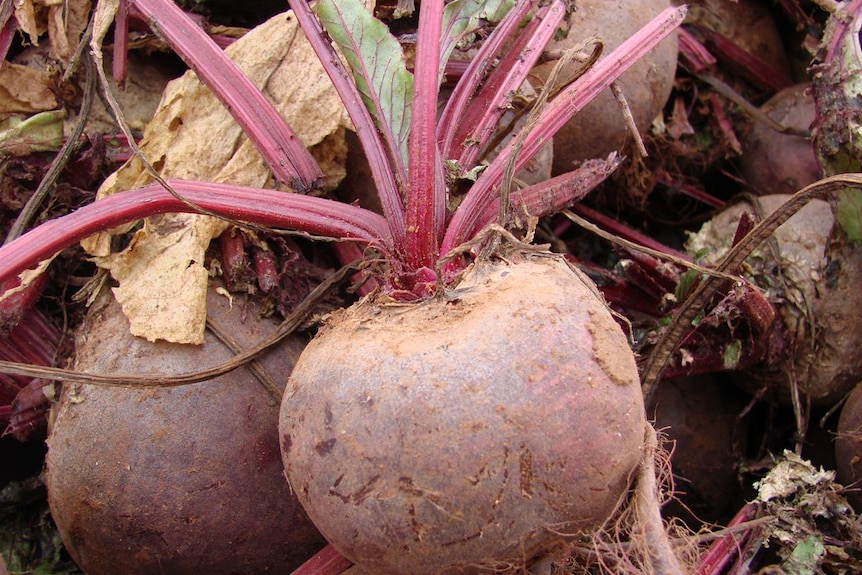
46, 286, 326, 574
528, 0, 679, 173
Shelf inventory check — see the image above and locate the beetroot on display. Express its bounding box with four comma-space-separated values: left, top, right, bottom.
836, 382, 862, 510
280, 255, 646, 574
0, 1, 687, 571
686, 194, 862, 405
46, 286, 326, 574
739, 84, 822, 196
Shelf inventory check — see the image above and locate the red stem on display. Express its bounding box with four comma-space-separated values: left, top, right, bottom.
113, 0, 129, 84
437, 0, 536, 154
475, 159, 622, 232
130, 0, 324, 190
405, 0, 446, 270
453, 1, 566, 170
442, 6, 687, 254
0, 180, 392, 290
289, 544, 352, 575
694, 502, 757, 575
287, 0, 407, 248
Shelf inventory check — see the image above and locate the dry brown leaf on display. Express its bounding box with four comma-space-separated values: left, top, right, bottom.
84, 10, 351, 343
0, 63, 58, 117
46, 0, 92, 62
13, 0, 42, 46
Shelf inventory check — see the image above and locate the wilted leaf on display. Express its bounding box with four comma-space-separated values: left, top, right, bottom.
0, 63, 58, 117
755, 451, 835, 503
12, 0, 41, 45
84, 10, 350, 343
46, 0, 92, 62
316, 0, 412, 169
0, 110, 64, 157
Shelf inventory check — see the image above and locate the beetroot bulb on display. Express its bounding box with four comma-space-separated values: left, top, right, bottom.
46, 285, 326, 574
280, 253, 646, 574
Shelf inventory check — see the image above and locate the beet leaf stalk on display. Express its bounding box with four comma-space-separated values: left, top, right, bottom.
0, 2, 685, 302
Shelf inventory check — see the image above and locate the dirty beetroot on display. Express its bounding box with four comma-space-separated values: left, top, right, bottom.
281, 255, 645, 574
46, 286, 326, 574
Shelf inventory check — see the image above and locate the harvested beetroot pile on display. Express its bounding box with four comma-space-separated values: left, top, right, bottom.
2, 0, 862, 574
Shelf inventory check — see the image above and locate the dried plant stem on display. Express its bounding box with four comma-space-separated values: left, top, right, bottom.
636, 423, 685, 575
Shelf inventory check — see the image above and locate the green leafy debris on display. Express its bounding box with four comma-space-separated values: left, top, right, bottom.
722, 339, 742, 370
0, 111, 65, 158
836, 187, 862, 241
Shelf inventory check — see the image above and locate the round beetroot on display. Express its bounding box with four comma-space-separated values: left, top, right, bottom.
46, 287, 326, 574
279, 255, 646, 574
836, 382, 862, 510
739, 84, 822, 196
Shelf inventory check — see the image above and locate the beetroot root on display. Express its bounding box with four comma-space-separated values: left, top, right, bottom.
46, 287, 326, 574
279, 254, 646, 574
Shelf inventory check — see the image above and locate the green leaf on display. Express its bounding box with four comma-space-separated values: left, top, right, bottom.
723, 339, 742, 370
836, 187, 862, 241
316, 0, 413, 169
440, 0, 515, 75
783, 535, 825, 575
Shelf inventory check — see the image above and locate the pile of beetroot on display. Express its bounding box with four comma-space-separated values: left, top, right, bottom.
2, 0, 862, 573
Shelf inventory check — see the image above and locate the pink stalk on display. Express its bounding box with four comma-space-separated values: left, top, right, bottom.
0, 180, 392, 290
287, 0, 406, 246
0, 307, 61, 439
475, 159, 622, 228
289, 544, 352, 575
437, 0, 539, 157
442, 6, 687, 254
439, 0, 566, 172
569, 203, 691, 261
822, 0, 862, 61
405, 0, 446, 269
694, 503, 757, 575
129, 0, 324, 190
677, 27, 717, 74
113, 0, 129, 84
704, 30, 792, 93
0, 273, 49, 332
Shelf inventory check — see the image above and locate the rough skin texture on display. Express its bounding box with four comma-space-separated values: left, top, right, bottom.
46, 287, 326, 574
280, 255, 646, 574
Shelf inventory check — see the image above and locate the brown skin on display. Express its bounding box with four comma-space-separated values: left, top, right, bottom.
739, 84, 822, 196
836, 382, 862, 510
280, 254, 646, 574
654, 374, 748, 525
528, 0, 678, 174
46, 286, 326, 575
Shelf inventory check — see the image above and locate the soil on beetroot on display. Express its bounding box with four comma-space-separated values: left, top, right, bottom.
3, 0, 862, 573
